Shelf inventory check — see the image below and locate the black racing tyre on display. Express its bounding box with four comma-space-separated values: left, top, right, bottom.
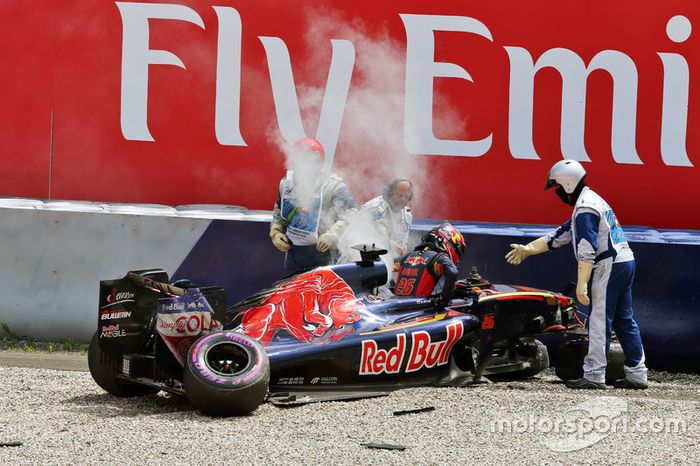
487, 339, 550, 380
184, 331, 270, 417
87, 331, 158, 397
555, 339, 626, 384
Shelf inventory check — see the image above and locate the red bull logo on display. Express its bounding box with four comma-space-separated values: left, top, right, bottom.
100, 324, 126, 339
438, 226, 464, 249
360, 334, 407, 375
360, 322, 464, 375
237, 269, 364, 345
405, 256, 427, 266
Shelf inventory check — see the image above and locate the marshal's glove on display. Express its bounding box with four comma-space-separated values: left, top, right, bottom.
576, 260, 593, 306
505, 237, 549, 265
270, 224, 291, 252
316, 233, 335, 253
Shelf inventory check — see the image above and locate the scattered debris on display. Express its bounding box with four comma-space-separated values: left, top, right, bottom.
0, 442, 22, 447
393, 406, 436, 416
507, 384, 526, 390
361, 442, 406, 451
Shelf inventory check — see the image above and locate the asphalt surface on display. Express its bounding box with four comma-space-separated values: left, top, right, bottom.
0, 350, 87, 372
0, 352, 698, 465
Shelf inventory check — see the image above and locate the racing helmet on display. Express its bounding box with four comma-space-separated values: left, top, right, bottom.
544, 159, 587, 206
293, 137, 325, 161
421, 223, 466, 264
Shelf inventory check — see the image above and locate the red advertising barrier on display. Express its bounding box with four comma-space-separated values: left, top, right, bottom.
0, 0, 698, 228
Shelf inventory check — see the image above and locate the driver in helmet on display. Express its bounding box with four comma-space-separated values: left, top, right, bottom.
505, 160, 648, 390
394, 223, 465, 307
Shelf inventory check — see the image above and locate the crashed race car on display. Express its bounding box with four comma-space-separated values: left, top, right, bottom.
89, 249, 621, 416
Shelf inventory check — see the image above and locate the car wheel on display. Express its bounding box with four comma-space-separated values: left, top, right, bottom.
555, 338, 625, 384
486, 338, 550, 380
184, 331, 270, 417
87, 331, 158, 397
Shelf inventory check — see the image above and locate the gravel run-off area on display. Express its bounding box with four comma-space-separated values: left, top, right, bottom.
0, 363, 698, 465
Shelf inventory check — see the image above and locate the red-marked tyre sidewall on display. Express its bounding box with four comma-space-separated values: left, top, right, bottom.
184, 331, 270, 417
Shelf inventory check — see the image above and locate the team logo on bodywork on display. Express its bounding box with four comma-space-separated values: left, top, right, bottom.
237, 268, 364, 345
360, 322, 464, 375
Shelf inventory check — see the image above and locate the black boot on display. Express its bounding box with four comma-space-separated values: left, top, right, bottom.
613, 378, 648, 389
565, 378, 606, 389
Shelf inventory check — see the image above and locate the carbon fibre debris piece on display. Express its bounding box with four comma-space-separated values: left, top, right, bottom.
361, 442, 406, 451
392, 406, 435, 416
0, 442, 22, 447
268, 390, 390, 406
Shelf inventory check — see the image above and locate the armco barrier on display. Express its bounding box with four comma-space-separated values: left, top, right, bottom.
0, 201, 698, 372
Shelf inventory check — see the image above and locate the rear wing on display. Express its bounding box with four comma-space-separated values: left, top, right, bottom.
98, 269, 228, 354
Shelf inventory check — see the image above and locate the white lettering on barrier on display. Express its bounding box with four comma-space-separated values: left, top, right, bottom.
116, 2, 205, 142
116, 3, 694, 167
505, 48, 642, 164
400, 14, 494, 157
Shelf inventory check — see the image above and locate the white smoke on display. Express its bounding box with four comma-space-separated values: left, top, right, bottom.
281, 144, 326, 210
267, 8, 466, 262
295, 9, 465, 212
336, 203, 407, 283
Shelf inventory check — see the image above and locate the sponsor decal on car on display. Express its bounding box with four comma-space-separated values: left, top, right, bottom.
360, 322, 464, 375
277, 377, 305, 385
100, 310, 132, 320
157, 290, 221, 337
100, 324, 127, 338
158, 312, 220, 336
309, 376, 339, 384
156, 290, 224, 365
105, 288, 135, 305
360, 334, 407, 375
159, 301, 186, 312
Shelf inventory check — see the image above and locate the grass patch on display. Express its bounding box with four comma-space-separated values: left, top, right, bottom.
1, 322, 17, 340
0, 340, 89, 354
0, 322, 88, 353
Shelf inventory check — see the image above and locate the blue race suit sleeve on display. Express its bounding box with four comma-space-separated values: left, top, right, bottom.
574, 211, 600, 263
546, 219, 573, 249
434, 253, 459, 302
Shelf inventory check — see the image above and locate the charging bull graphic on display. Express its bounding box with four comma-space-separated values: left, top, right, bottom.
236, 268, 364, 345
405, 256, 427, 266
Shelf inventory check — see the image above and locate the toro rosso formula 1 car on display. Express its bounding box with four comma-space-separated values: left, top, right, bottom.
89, 250, 614, 416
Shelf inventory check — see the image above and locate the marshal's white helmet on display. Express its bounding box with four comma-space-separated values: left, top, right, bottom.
545, 160, 586, 194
